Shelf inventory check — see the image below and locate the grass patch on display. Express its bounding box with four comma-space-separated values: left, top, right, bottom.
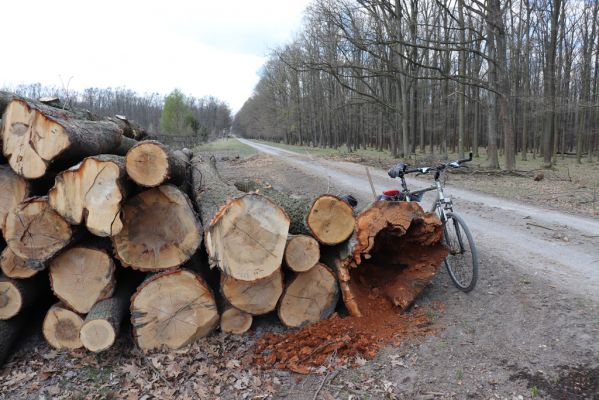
194, 138, 257, 157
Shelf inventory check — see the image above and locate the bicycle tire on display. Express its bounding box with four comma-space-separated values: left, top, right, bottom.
443, 212, 478, 292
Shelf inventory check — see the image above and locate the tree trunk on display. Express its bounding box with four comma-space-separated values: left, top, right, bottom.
48, 155, 131, 237
0, 274, 47, 319
3, 196, 74, 264
221, 268, 284, 315
0, 165, 29, 232
1, 99, 127, 179
130, 269, 219, 350
112, 185, 202, 271
277, 263, 339, 328
0, 247, 40, 279
49, 245, 116, 314
125, 140, 189, 187
284, 235, 320, 272
191, 155, 289, 281
321, 201, 447, 317
220, 307, 253, 334
43, 302, 84, 350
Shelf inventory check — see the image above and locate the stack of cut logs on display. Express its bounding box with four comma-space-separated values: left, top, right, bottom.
0, 91, 447, 365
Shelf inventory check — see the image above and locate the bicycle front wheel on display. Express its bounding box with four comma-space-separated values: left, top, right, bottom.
443, 212, 478, 292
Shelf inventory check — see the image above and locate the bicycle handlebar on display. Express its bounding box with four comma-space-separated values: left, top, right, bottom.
388, 152, 473, 178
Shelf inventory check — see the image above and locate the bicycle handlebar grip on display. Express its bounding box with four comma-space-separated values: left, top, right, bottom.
388, 163, 407, 178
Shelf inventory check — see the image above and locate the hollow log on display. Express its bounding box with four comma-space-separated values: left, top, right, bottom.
284, 235, 320, 272
192, 156, 289, 281
277, 263, 339, 328
112, 185, 202, 271
321, 201, 448, 317
3, 197, 74, 264
221, 268, 283, 315
0, 165, 29, 231
79, 281, 136, 353
125, 140, 189, 187
48, 155, 131, 237
130, 269, 219, 350
1, 98, 129, 179
0, 274, 47, 319
43, 302, 84, 350
220, 307, 252, 334
49, 245, 116, 314
0, 247, 40, 279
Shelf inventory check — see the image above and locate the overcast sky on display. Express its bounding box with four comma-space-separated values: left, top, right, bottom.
2, 0, 311, 112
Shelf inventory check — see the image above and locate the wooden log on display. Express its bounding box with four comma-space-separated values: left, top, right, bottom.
79, 281, 135, 353
192, 156, 289, 281
220, 307, 252, 334
49, 245, 116, 314
42, 302, 84, 350
0, 312, 28, 366
0, 91, 12, 115
112, 185, 202, 271
221, 268, 283, 315
0, 165, 29, 232
0, 274, 46, 319
112, 115, 148, 140
284, 234, 320, 272
321, 201, 448, 317
130, 269, 219, 350
1, 98, 126, 179
277, 263, 339, 328
3, 196, 74, 264
0, 247, 40, 279
48, 155, 130, 237
125, 140, 188, 187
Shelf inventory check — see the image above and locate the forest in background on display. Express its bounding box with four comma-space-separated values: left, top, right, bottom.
1, 83, 232, 139
233, 0, 599, 170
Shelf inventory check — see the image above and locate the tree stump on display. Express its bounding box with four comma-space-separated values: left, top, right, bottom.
220, 307, 252, 334
43, 303, 84, 350
0, 165, 29, 231
0, 247, 40, 279
130, 269, 219, 350
112, 185, 202, 271
221, 268, 284, 315
125, 140, 189, 187
284, 235, 320, 272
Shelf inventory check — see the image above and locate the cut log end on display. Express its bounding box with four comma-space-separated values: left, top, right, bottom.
207, 193, 290, 281
0, 280, 22, 320
131, 269, 219, 350
284, 235, 320, 272
307, 195, 355, 245
113, 185, 202, 271
125, 141, 170, 187
220, 307, 252, 334
221, 268, 283, 315
0, 165, 29, 231
0, 247, 40, 279
80, 320, 116, 353
278, 263, 339, 328
43, 303, 84, 350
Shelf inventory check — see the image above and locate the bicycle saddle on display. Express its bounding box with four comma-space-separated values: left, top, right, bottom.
388, 163, 407, 178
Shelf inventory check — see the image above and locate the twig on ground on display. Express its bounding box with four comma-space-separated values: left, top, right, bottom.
526, 222, 555, 231
365, 167, 377, 201
313, 369, 341, 400
135, 350, 173, 389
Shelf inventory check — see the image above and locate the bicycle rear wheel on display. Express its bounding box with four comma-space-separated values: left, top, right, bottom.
443, 212, 478, 292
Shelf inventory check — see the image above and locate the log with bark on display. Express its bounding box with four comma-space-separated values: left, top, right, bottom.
284, 234, 320, 272
3, 196, 74, 265
49, 245, 116, 314
0, 247, 40, 279
0, 274, 47, 319
220, 268, 284, 315
125, 140, 189, 187
1, 98, 129, 179
0, 312, 28, 366
321, 201, 448, 317
130, 268, 219, 350
48, 155, 131, 237
277, 263, 339, 328
192, 156, 289, 281
235, 180, 355, 245
220, 306, 253, 334
0, 165, 29, 231
43, 302, 84, 350
112, 185, 202, 271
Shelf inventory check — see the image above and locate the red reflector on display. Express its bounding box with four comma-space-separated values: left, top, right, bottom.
383, 189, 400, 196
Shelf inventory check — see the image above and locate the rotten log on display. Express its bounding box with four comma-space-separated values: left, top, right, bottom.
42, 302, 84, 350
0, 247, 40, 279
0, 274, 47, 319
3, 196, 74, 264
112, 185, 202, 271
125, 140, 189, 187
48, 155, 131, 237
321, 201, 448, 317
277, 263, 339, 328
49, 245, 116, 314
220, 268, 284, 315
130, 268, 219, 350
192, 156, 289, 281
1, 98, 127, 179
284, 234, 320, 272
0, 165, 29, 231
220, 306, 253, 334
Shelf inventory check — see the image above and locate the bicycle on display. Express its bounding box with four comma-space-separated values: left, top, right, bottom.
378, 153, 478, 292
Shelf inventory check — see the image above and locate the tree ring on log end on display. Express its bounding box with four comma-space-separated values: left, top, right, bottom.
80, 320, 115, 353
0, 281, 21, 319
284, 235, 320, 272
221, 268, 283, 315
125, 142, 169, 187
220, 308, 252, 334
43, 304, 84, 350
307, 195, 355, 245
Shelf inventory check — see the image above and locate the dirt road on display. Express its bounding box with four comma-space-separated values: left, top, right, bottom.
239, 139, 599, 302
